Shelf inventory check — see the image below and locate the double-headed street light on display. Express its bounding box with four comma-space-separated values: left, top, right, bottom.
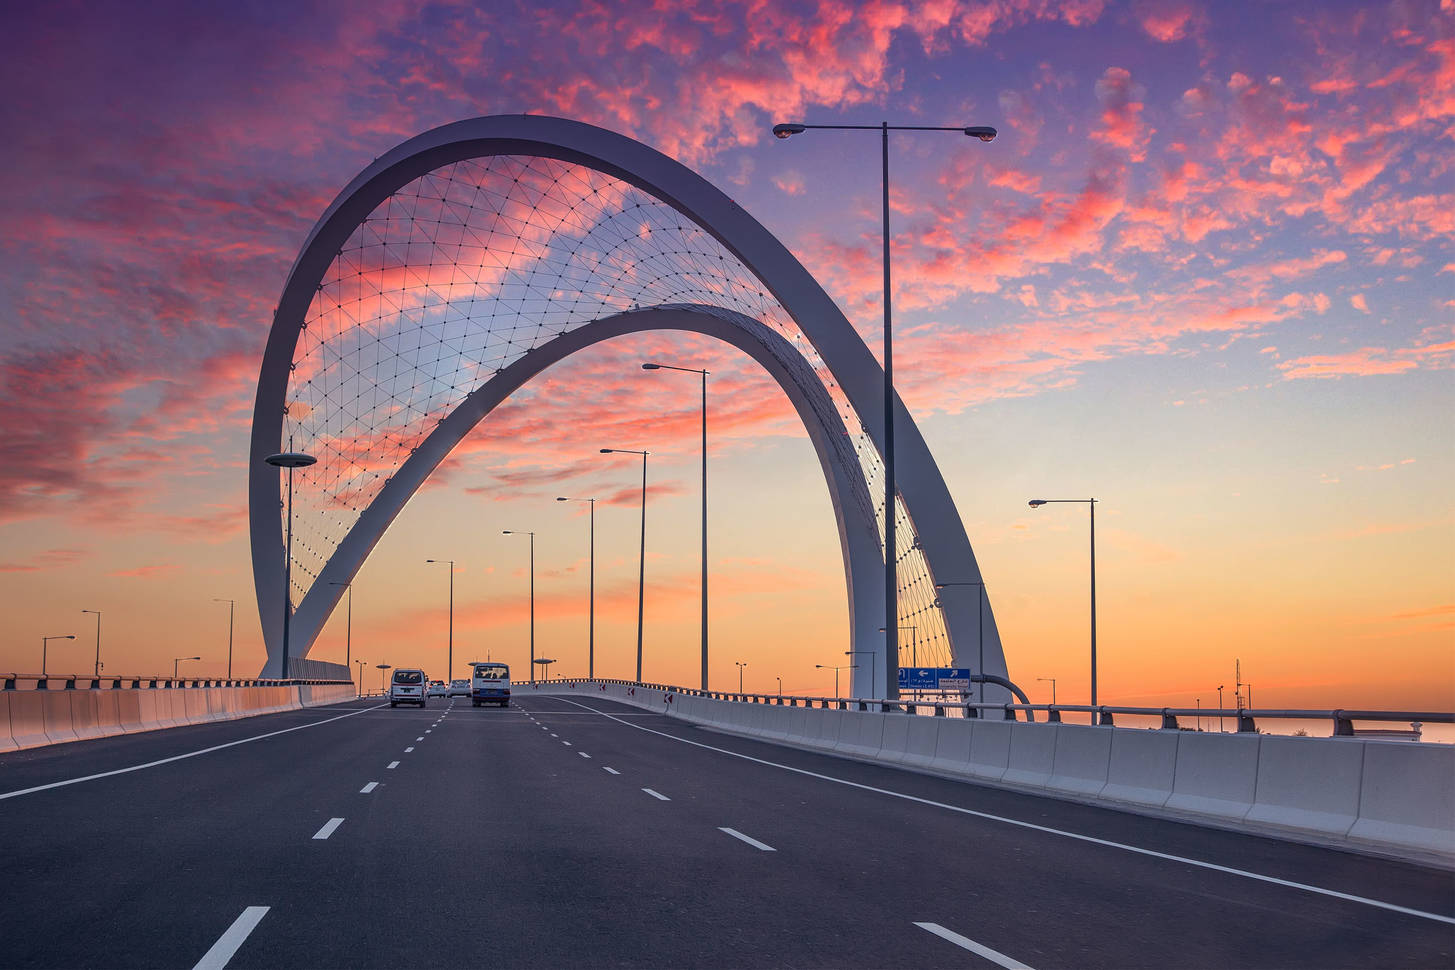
557, 497, 597, 679
264, 447, 317, 680
41, 635, 75, 677
600, 448, 649, 682
735, 660, 747, 694
174, 656, 201, 679
212, 599, 235, 678
80, 609, 102, 677
501, 532, 536, 679
1028, 498, 1098, 720
424, 560, 454, 681
642, 361, 711, 691
815, 663, 857, 698
773, 119, 996, 703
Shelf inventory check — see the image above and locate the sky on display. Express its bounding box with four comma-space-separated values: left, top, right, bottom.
0, 0, 1451, 719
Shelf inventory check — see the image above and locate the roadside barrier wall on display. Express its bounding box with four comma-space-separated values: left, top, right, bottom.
0, 680, 358, 753
535, 680, 1454, 867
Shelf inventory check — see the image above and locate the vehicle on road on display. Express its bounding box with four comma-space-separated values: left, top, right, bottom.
390, 668, 428, 707
448, 679, 470, 697
427, 680, 447, 698
471, 662, 511, 707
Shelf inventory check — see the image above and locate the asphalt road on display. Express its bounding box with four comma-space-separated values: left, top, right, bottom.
0, 692, 1450, 969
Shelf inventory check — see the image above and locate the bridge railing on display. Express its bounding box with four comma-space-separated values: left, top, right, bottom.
528, 678, 1450, 739
2, 673, 354, 691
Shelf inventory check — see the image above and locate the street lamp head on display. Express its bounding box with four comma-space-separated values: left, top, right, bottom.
264, 451, 316, 469
772, 123, 806, 139
1028, 499, 1046, 508
556, 496, 568, 501
964, 126, 998, 142
641, 363, 661, 370
501, 530, 513, 535
600, 448, 613, 454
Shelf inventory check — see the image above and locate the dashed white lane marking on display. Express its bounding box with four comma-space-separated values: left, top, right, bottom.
579, 752, 592, 759
913, 923, 1034, 969
0, 703, 388, 802
387, 761, 400, 769
360, 782, 378, 793
548, 696, 1455, 928
405, 746, 415, 753
312, 818, 345, 840
416, 736, 424, 740
562, 741, 572, 746
642, 788, 670, 801
192, 905, 269, 970
425, 729, 432, 734
719, 827, 776, 851
550, 733, 558, 738
603, 767, 620, 775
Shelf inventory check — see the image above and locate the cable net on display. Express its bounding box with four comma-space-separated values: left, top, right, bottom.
278, 154, 952, 666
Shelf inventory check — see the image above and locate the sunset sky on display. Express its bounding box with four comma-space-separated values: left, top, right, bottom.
1, 0, 1450, 716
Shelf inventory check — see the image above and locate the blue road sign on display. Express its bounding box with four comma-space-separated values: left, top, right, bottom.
898, 667, 971, 690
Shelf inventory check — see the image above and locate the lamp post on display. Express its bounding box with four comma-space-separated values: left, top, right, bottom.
1196, 697, 1201, 732
328, 581, 352, 674
264, 447, 317, 680
1217, 684, 1225, 733
355, 659, 365, 697
776, 676, 782, 698
600, 448, 649, 682
377, 663, 391, 693
845, 650, 875, 698
642, 361, 710, 691
815, 663, 857, 698
502, 532, 536, 680
1037, 677, 1057, 705
424, 560, 454, 682
534, 657, 555, 681
557, 497, 597, 679
80, 610, 101, 677
935, 581, 986, 701
1028, 498, 1098, 721
774, 118, 996, 703
212, 599, 235, 678
173, 656, 201, 679
735, 660, 747, 694
41, 635, 75, 676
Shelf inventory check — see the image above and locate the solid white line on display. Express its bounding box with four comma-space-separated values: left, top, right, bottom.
0, 703, 389, 802
548, 696, 1455, 926
579, 752, 592, 759
312, 817, 344, 840
405, 746, 414, 753
642, 788, 670, 801
360, 782, 378, 793
914, 923, 1032, 969
719, 827, 776, 851
192, 905, 269, 970
603, 767, 620, 775
387, 761, 400, 769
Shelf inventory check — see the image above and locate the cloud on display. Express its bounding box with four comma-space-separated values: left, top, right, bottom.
1350, 293, 1370, 313
0, 548, 88, 573
1277, 348, 1417, 380
108, 564, 181, 578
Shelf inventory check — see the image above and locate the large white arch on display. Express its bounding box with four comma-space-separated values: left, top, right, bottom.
249, 114, 1004, 694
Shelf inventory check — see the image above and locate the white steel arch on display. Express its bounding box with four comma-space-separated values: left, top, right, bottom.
249, 115, 1004, 694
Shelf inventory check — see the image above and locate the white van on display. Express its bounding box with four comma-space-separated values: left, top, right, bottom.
470, 662, 511, 707
389, 668, 428, 707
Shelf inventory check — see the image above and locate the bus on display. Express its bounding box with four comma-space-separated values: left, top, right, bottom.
470, 662, 511, 707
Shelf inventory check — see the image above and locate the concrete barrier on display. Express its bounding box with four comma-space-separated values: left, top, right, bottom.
41, 691, 77, 745
1003, 722, 1058, 789
836, 711, 886, 760
964, 719, 1010, 781
9, 692, 48, 748
116, 690, 145, 733
1102, 729, 1180, 808
67, 690, 106, 742
805, 708, 844, 751
1349, 741, 1455, 859
1247, 735, 1364, 837
1047, 724, 1113, 797
930, 718, 976, 777
879, 713, 911, 763
899, 716, 941, 769
0, 692, 14, 752
1166, 732, 1261, 821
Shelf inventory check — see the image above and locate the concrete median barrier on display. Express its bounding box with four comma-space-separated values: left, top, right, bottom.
930, 718, 976, 777
116, 690, 145, 733
0, 692, 14, 752
1348, 740, 1455, 861
879, 713, 911, 763
1102, 729, 1180, 807
66, 690, 105, 742
41, 691, 77, 745
1166, 732, 1260, 822
1047, 724, 1113, 797
1246, 735, 1364, 837
835, 711, 886, 760
964, 719, 1010, 781
8, 691, 48, 749
899, 716, 941, 769
1003, 722, 1058, 789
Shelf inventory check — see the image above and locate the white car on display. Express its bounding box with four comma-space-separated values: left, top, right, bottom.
427, 680, 447, 698
448, 679, 470, 697
389, 668, 428, 708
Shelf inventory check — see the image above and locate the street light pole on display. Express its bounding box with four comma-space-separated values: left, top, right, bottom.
41, 635, 75, 676
1029, 498, 1098, 720
502, 532, 536, 679
174, 656, 201, 679
935, 581, 986, 700
81, 610, 101, 677
601, 448, 649, 682
773, 119, 996, 704
735, 660, 747, 694
557, 497, 597, 680
212, 599, 235, 678
377, 663, 392, 694
642, 361, 710, 691
355, 659, 364, 697
1037, 677, 1057, 705
845, 650, 875, 698
264, 447, 317, 680
328, 582, 352, 674
816, 663, 857, 698
425, 560, 455, 681
1217, 684, 1225, 733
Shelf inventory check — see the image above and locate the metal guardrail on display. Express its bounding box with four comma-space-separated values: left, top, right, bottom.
533, 678, 1452, 737
2, 673, 354, 691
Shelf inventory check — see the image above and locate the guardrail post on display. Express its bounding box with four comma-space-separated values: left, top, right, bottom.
965, 704, 979, 718
1161, 709, 1180, 730
1237, 712, 1258, 733
933, 703, 945, 716
1332, 711, 1354, 736
1046, 706, 1062, 723
1098, 708, 1114, 726
1002, 704, 1015, 721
